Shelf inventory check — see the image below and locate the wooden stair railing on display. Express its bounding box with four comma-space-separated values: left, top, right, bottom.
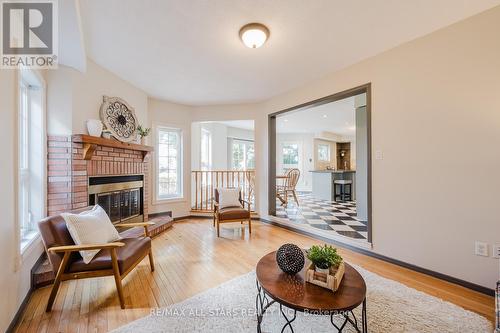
191, 170, 255, 212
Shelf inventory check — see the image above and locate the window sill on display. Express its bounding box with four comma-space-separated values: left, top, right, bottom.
20, 232, 41, 260
21, 231, 39, 251
153, 197, 186, 205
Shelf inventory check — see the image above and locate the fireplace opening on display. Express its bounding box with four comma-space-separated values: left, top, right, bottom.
88, 175, 144, 224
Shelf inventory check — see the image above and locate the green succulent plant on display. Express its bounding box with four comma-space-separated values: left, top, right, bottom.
137, 125, 151, 138
306, 244, 343, 269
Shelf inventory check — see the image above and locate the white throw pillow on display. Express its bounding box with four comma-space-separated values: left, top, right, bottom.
61, 205, 121, 264
218, 188, 242, 209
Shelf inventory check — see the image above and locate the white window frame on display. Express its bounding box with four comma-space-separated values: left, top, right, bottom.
155, 125, 184, 202
317, 143, 330, 162
17, 69, 46, 254
281, 142, 300, 169
229, 138, 255, 171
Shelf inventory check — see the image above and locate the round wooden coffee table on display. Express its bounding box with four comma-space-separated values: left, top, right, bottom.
256, 251, 367, 333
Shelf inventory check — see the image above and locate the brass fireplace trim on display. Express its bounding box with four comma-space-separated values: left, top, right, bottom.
88, 180, 144, 195
117, 214, 144, 225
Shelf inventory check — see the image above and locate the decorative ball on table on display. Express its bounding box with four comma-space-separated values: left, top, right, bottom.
276, 244, 305, 275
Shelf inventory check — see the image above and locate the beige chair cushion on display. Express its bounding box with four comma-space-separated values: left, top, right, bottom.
218, 188, 241, 209
61, 205, 121, 264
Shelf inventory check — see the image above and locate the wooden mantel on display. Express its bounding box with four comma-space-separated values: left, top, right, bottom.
72, 134, 153, 161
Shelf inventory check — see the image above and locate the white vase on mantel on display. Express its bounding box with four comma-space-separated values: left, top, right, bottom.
86, 119, 103, 137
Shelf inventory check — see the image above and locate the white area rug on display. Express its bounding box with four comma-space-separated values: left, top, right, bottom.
112, 265, 491, 333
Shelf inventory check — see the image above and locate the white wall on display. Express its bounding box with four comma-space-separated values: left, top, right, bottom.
46, 68, 73, 135
189, 7, 500, 289
201, 123, 228, 170
47, 60, 149, 135
227, 127, 254, 141
191, 123, 255, 171
191, 122, 201, 171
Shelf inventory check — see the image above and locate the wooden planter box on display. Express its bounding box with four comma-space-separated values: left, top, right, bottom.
305, 261, 345, 292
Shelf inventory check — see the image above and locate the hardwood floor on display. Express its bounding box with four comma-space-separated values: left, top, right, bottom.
14, 219, 494, 332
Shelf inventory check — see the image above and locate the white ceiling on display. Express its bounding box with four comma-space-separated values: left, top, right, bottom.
277, 96, 356, 135
217, 120, 255, 130
79, 0, 500, 105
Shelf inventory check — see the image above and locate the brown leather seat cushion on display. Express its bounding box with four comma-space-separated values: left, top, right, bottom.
68, 237, 151, 275
218, 206, 250, 221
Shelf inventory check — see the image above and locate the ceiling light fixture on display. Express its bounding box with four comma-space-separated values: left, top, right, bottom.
322, 115, 328, 118
283, 119, 289, 122
239, 23, 270, 49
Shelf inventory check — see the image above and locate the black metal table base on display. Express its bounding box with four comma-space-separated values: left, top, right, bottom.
256, 279, 367, 333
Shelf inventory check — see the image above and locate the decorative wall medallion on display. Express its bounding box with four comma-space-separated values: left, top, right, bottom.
99, 96, 138, 142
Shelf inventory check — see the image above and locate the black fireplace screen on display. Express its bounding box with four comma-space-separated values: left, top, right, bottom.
89, 175, 143, 224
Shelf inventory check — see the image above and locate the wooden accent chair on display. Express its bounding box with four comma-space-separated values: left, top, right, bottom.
276, 168, 301, 207
38, 207, 155, 312
213, 188, 251, 237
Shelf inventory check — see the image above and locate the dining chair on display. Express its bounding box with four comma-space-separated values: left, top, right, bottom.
276, 168, 301, 207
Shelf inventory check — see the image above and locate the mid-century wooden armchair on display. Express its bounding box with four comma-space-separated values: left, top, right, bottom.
213, 188, 251, 237
38, 207, 155, 311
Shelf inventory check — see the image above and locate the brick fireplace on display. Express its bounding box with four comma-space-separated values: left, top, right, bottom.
47, 135, 152, 221
37, 135, 173, 288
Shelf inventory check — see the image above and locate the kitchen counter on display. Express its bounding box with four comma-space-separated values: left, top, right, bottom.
310, 170, 356, 201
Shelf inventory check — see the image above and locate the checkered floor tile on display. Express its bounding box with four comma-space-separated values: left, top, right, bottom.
275, 192, 368, 240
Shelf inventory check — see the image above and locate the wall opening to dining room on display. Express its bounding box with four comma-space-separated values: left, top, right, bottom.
268, 84, 371, 245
